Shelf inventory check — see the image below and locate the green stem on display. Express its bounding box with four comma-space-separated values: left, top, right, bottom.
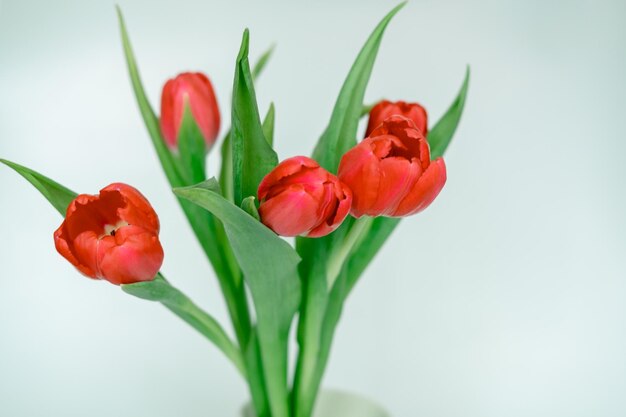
291, 275, 326, 417
292, 217, 374, 417
325, 216, 374, 290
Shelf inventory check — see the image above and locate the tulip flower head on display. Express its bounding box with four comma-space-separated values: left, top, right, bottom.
366, 100, 428, 137
54, 183, 164, 285
338, 115, 446, 218
258, 156, 353, 238
160, 72, 221, 150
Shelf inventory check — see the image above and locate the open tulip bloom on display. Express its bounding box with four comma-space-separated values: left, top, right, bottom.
2, 3, 469, 417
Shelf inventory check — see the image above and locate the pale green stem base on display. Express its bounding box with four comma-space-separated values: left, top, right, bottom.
243, 389, 390, 417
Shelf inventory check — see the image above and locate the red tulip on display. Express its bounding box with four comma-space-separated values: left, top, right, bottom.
257, 156, 352, 238
160, 72, 220, 150
366, 100, 428, 137
338, 115, 446, 218
54, 183, 164, 285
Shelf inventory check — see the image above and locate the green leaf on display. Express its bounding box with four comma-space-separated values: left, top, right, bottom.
122, 274, 245, 376
174, 179, 300, 417
219, 45, 276, 204
262, 103, 276, 147
241, 196, 260, 221
429, 67, 470, 159
177, 103, 207, 184
312, 2, 405, 173
231, 29, 279, 207
252, 43, 275, 80
219, 101, 275, 205
116, 6, 182, 187
1, 159, 77, 215
219, 132, 235, 202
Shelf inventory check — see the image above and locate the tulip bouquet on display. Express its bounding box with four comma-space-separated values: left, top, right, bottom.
2, 3, 468, 417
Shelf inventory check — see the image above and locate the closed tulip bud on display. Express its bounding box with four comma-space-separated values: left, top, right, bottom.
54, 183, 164, 285
338, 115, 446, 218
366, 100, 428, 137
257, 156, 352, 238
160, 72, 221, 150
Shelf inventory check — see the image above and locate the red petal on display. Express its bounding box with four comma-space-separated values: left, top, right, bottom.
369, 156, 422, 216
258, 184, 321, 237
366, 101, 428, 137
101, 183, 160, 234
53, 225, 97, 279
97, 226, 164, 285
307, 180, 352, 238
258, 156, 320, 201
71, 230, 101, 278
338, 139, 383, 218
185, 73, 220, 147
160, 78, 178, 148
392, 158, 447, 216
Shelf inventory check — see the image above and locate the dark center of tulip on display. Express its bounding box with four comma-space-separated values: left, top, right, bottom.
101, 220, 130, 239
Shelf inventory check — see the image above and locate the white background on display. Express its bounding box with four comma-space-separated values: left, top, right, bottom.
1, 0, 625, 416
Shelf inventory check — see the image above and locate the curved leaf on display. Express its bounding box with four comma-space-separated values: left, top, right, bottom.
116, 6, 182, 186
312, 2, 405, 173
429, 67, 470, 159
1, 159, 76, 215
174, 179, 300, 417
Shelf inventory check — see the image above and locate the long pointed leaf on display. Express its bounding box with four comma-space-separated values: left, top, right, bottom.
429, 67, 470, 158
219, 45, 276, 204
116, 7, 182, 186
312, 2, 405, 173
231, 30, 278, 207
1, 159, 77, 215
174, 179, 300, 417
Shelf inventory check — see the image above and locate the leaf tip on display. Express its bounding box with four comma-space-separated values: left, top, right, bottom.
0, 158, 18, 170
115, 4, 125, 24
392, 1, 408, 14
237, 28, 251, 61
171, 186, 187, 198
